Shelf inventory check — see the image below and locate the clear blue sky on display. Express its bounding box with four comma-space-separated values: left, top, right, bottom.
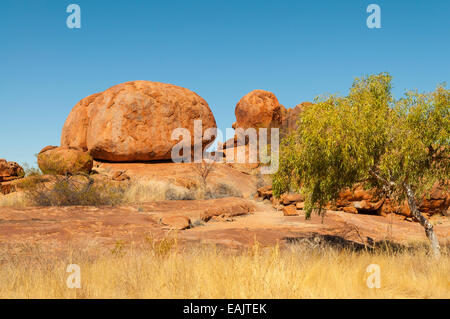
1, 0, 449, 167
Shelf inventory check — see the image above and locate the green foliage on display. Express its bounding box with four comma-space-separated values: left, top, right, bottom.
274, 73, 449, 218
272, 134, 302, 196
384, 86, 450, 196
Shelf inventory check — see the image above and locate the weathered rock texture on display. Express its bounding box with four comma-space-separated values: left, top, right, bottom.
231, 89, 312, 144
0, 159, 24, 182
201, 198, 256, 222
61, 81, 217, 162
419, 185, 450, 216
257, 183, 449, 218
282, 205, 299, 216
336, 183, 449, 218
2, 198, 448, 252
160, 215, 191, 230
280, 102, 313, 135
38, 146, 93, 175
232, 90, 283, 132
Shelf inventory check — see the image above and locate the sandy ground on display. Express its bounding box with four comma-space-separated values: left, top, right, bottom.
0, 197, 448, 255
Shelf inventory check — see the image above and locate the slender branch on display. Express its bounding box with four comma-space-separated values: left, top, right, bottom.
369, 169, 395, 194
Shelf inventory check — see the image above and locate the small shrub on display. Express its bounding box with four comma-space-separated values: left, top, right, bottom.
191, 160, 215, 187
205, 182, 243, 199
26, 174, 125, 207
191, 219, 205, 227
14, 171, 51, 191
164, 187, 196, 200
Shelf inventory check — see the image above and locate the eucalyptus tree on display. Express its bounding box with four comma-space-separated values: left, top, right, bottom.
273, 73, 449, 257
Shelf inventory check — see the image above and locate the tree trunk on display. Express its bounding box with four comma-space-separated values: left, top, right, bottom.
404, 183, 441, 258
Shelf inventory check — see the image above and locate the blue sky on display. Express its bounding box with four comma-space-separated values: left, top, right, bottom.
0, 0, 449, 167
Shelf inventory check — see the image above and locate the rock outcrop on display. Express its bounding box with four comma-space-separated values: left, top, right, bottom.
257, 183, 449, 218
38, 146, 93, 175
231, 89, 312, 145
335, 183, 449, 217
257, 185, 273, 199
61, 81, 217, 162
160, 216, 191, 230
0, 159, 24, 182
282, 205, 298, 216
280, 102, 312, 135
335, 185, 385, 215
0, 159, 25, 195
201, 198, 256, 222
419, 183, 450, 216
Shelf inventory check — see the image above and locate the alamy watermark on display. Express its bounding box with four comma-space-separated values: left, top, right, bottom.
66, 4, 81, 29
66, 264, 81, 288
366, 264, 381, 288
366, 4, 381, 29
170, 120, 279, 175
66, 4, 381, 30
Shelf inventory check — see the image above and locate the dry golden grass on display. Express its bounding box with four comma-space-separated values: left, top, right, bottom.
0, 241, 448, 299
0, 178, 191, 207
0, 191, 28, 207
122, 179, 193, 202
0, 177, 243, 207
120, 178, 242, 202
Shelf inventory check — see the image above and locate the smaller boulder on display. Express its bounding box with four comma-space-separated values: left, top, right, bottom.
257, 185, 273, 199
280, 193, 304, 205
419, 182, 450, 216
201, 200, 255, 222
0, 182, 16, 195
338, 185, 375, 202
0, 159, 24, 182
283, 205, 299, 216
38, 146, 93, 175
160, 216, 191, 230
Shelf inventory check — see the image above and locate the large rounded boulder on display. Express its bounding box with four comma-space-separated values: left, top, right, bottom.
61, 81, 217, 162
232, 90, 283, 131
38, 146, 93, 175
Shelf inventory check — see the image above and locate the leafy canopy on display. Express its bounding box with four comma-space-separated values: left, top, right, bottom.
273, 73, 449, 218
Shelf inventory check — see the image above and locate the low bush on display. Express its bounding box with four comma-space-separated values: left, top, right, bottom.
2, 174, 244, 207
164, 187, 196, 200
25, 174, 125, 206
205, 182, 243, 199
